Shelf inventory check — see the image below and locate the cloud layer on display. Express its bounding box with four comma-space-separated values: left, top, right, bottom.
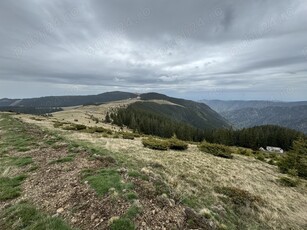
0, 0, 306, 100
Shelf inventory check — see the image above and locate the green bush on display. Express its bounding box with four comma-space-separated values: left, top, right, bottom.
256, 154, 266, 162
53, 122, 65, 128
278, 176, 299, 187
237, 148, 250, 156
168, 138, 188, 150
62, 125, 76, 130
122, 133, 135, 140
142, 138, 168, 150
132, 133, 141, 138
62, 124, 86, 131
142, 137, 188, 151
278, 139, 307, 179
75, 124, 87, 130
198, 142, 233, 159
95, 127, 106, 133
215, 186, 262, 207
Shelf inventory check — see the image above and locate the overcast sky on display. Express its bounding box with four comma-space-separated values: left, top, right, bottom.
0, 0, 306, 101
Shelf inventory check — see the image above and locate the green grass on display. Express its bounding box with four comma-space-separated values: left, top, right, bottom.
125, 192, 138, 201
127, 170, 149, 181
110, 204, 141, 229
0, 202, 72, 230
110, 218, 135, 230
82, 169, 131, 196
10, 156, 33, 166
124, 205, 141, 219
0, 175, 27, 201
0, 156, 33, 173
0, 114, 41, 154
49, 155, 75, 164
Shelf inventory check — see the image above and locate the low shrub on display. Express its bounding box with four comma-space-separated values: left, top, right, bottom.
142, 138, 168, 150
95, 127, 106, 133
62, 124, 87, 131
122, 133, 135, 140
53, 122, 64, 128
75, 124, 87, 130
132, 133, 141, 138
215, 186, 262, 207
198, 142, 233, 159
256, 154, 266, 162
237, 148, 250, 156
142, 137, 188, 151
278, 176, 299, 187
168, 138, 188, 150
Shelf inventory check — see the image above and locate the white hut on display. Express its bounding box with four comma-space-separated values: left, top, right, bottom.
266, 146, 284, 153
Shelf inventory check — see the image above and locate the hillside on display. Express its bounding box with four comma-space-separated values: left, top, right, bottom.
0, 92, 230, 132
201, 99, 307, 113
1, 112, 306, 230
202, 100, 307, 134
138, 93, 230, 130
0, 91, 138, 107
221, 106, 307, 134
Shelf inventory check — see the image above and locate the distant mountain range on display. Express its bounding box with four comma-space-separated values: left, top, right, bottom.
201, 100, 307, 134
0, 91, 230, 131
0, 91, 137, 107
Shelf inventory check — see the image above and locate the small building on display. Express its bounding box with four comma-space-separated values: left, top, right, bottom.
266, 146, 284, 154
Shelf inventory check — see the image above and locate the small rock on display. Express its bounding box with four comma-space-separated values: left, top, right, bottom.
133, 199, 143, 209
152, 210, 156, 215
91, 213, 96, 221
117, 167, 128, 173
141, 167, 151, 175
199, 208, 211, 217
142, 222, 146, 226
169, 199, 175, 207
56, 208, 64, 214
71, 217, 78, 224
84, 181, 89, 185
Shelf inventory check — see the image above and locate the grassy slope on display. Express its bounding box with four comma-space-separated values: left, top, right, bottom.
0, 113, 71, 229
17, 113, 307, 230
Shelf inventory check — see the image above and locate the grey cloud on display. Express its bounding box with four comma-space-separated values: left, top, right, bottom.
0, 0, 306, 100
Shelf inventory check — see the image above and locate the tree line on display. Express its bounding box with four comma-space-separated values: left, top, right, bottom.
109, 107, 305, 150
